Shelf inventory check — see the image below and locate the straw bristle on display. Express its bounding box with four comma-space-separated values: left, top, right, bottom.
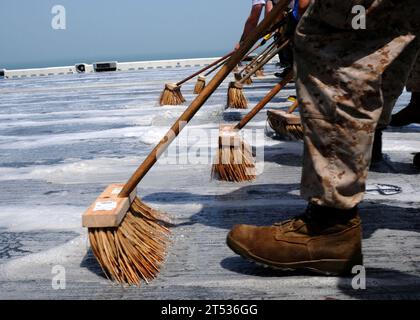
255, 69, 265, 77
193, 78, 206, 94
234, 73, 243, 81
284, 124, 304, 140
88, 197, 170, 286
267, 113, 304, 141
159, 84, 186, 106
243, 77, 253, 85
227, 83, 248, 109
211, 130, 256, 182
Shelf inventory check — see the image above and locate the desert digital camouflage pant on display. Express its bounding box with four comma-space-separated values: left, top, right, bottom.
294, 0, 420, 209
379, 47, 420, 128
406, 55, 420, 92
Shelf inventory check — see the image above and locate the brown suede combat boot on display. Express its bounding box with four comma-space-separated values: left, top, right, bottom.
227, 204, 363, 275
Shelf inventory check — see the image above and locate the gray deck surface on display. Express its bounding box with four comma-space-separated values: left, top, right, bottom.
0, 63, 419, 300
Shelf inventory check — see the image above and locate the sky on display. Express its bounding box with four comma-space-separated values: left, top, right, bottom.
0, 0, 252, 69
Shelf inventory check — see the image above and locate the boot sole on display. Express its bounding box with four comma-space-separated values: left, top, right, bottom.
227, 234, 363, 276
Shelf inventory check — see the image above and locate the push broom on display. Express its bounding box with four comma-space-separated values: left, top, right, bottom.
194, 33, 276, 95
267, 99, 303, 140
229, 45, 277, 109
227, 39, 290, 109
234, 33, 276, 83
193, 58, 227, 94
159, 50, 235, 106
213, 70, 294, 182
83, 0, 290, 285
234, 40, 278, 84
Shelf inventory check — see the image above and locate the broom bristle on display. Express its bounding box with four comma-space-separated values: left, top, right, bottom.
193, 76, 206, 94
255, 69, 265, 78
212, 129, 256, 182
227, 82, 248, 109
243, 77, 253, 85
284, 124, 304, 140
267, 110, 304, 141
88, 197, 170, 286
159, 83, 186, 106
234, 73, 243, 81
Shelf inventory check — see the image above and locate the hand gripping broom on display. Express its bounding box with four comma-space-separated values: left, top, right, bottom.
213, 70, 294, 182
227, 39, 290, 109
159, 50, 234, 106
83, 0, 290, 285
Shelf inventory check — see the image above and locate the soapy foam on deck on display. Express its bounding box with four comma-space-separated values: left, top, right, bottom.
0, 126, 169, 149
0, 205, 83, 232
0, 157, 141, 184
0, 115, 155, 129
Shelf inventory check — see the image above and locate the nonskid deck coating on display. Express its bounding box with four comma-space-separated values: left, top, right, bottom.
0, 64, 419, 299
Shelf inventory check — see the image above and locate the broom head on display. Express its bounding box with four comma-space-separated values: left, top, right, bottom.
212, 125, 256, 182
234, 72, 243, 81
159, 83, 186, 106
255, 68, 265, 78
243, 76, 253, 85
243, 67, 254, 85
227, 82, 248, 109
267, 109, 303, 140
193, 75, 206, 94
83, 184, 170, 286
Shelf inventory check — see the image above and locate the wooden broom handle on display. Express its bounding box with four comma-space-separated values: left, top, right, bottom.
197, 33, 275, 78
240, 39, 290, 84
239, 32, 275, 67
204, 57, 229, 77
176, 50, 235, 86
235, 70, 294, 130
119, 0, 290, 198
205, 38, 269, 78
287, 100, 299, 114
238, 40, 276, 76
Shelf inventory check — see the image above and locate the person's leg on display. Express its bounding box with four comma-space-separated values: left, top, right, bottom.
406, 53, 420, 169
227, 0, 420, 275
275, 43, 294, 78
389, 55, 420, 127
296, 1, 420, 209
370, 42, 420, 162
406, 56, 420, 93
405, 60, 420, 168
414, 153, 420, 169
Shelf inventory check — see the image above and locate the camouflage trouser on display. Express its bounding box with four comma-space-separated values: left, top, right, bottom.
294, 0, 420, 209
379, 47, 420, 128
406, 54, 420, 92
